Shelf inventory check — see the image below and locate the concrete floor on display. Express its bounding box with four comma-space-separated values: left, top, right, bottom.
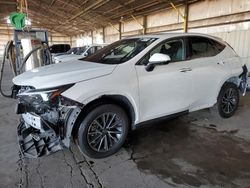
1, 59, 250, 188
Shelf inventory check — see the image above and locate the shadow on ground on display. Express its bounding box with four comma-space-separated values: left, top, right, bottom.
125, 116, 250, 187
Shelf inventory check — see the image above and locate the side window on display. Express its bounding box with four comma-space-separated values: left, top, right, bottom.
97, 46, 102, 51
139, 39, 184, 65
87, 47, 96, 55
187, 37, 224, 59
210, 39, 226, 54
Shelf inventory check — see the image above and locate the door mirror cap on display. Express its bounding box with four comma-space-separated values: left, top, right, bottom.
146, 53, 171, 72
149, 53, 171, 64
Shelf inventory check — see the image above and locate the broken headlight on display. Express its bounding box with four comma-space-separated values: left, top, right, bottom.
16, 84, 74, 114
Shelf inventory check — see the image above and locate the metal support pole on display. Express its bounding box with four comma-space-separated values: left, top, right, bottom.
131, 15, 145, 35
109, 23, 119, 32
50, 34, 53, 44
7, 25, 10, 41
91, 30, 94, 44
70, 36, 72, 46
118, 22, 122, 39
109, 22, 121, 39
184, 1, 188, 33
170, 2, 188, 33
142, 16, 147, 35
102, 27, 105, 43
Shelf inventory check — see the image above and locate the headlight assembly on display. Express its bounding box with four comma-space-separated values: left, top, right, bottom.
17, 84, 74, 102
16, 84, 74, 114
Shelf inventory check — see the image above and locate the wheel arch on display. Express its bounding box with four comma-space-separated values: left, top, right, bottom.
71, 94, 137, 140
216, 75, 241, 99
224, 76, 241, 87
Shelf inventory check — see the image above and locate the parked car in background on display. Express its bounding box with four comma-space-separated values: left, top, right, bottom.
52, 47, 79, 63
49, 44, 71, 53
12, 33, 248, 159
52, 47, 79, 57
53, 46, 87, 63
54, 44, 106, 63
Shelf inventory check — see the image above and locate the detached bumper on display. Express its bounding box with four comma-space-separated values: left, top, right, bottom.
17, 120, 63, 158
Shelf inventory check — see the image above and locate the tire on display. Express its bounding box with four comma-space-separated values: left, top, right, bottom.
77, 104, 129, 158
217, 82, 239, 118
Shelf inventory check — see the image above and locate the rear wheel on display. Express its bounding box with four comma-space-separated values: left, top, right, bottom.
217, 82, 239, 118
77, 104, 129, 158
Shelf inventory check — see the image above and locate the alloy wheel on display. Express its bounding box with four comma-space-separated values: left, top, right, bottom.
221, 88, 238, 114
87, 113, 123, 152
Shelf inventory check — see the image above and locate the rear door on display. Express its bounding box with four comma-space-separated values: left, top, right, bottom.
186, 36, 232, 110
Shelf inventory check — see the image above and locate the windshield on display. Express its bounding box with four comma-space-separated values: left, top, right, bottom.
66, 48, 78, 54
82, 38, 157, 64
76, 47, 88, 55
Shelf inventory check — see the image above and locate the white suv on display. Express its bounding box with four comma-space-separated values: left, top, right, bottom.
13, 33, 248, 158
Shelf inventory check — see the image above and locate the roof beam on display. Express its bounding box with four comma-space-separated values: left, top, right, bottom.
54, 0, 80, 9
68, 0, 110, 22
52, 0, 112, 30
90, 0, 159, 23
0, 1, 16, 5
53, 0, 110, 31
26, 11, 77, 35
50, 0, 57, 6
28, 1, 72, 20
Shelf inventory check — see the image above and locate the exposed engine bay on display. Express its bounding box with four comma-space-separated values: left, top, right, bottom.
13, 84, 82, 158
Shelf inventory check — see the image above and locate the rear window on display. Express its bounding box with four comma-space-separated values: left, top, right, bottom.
187, 37, 225, 60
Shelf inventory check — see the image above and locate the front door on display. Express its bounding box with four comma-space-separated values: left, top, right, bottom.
135, 38, 194, 122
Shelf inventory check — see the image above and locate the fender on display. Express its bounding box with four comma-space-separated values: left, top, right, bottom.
62, 94, 138, 147
80, 92, 139, 123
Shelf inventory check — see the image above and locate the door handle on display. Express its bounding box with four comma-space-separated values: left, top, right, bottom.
179, 67, 192, 72
217, 60, 225, 65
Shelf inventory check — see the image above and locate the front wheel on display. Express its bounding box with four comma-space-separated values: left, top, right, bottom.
77, 104, 129, 158
217, 82, 239, 118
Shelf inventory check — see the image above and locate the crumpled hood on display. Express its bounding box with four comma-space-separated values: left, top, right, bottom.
13, 60, 117, 89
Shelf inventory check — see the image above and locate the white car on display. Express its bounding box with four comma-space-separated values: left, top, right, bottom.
12, 33, 248, 158
54, 44, 106, 63
51, 47, 80, 63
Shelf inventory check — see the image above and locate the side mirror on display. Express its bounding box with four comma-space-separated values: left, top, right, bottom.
146, 53, 171, 72
84, 52, 89, 57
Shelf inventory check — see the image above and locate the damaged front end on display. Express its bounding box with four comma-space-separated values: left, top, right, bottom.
13, 84, 82, 158
239, 65, 249, 95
